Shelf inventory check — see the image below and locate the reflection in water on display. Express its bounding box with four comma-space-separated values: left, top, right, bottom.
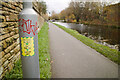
54, 22, 119, 45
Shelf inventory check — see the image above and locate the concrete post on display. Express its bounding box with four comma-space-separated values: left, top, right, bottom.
18, 0, 40, 78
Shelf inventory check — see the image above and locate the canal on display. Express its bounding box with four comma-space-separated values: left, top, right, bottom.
54, 22, 120, 46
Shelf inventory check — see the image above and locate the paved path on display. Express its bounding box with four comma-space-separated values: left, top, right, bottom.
48, 23, 118, 78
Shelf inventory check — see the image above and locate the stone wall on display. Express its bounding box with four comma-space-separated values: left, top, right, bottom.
0, 1, 44, 79
33, 1, 45, 30
0, 1, 23, 79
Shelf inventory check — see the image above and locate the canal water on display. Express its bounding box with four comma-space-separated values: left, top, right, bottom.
54, 22, 120, 45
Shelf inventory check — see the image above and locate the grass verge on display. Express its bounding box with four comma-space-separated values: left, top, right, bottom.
4, 22, 51, 79
53, 23, 119, 64
38, 22, 51, 78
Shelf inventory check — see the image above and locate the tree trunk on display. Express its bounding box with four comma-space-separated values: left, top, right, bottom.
76, 18, 79, 22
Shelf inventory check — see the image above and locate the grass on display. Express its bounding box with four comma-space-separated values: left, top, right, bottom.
4, 60, 23, 79
4, 22, 51, 79
53, 23, 119, 64
38, 22, 51, 78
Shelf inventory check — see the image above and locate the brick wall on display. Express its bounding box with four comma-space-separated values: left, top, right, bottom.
0, 1, 44, 79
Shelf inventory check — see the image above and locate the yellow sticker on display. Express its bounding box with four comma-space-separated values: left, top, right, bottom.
21, 37, 35, 56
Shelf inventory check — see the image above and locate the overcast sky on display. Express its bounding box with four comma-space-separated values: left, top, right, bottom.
43, 0, 120, 14
43, 0, 70, 14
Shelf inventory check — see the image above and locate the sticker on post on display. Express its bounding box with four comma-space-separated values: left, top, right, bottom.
21, 37, 35, 56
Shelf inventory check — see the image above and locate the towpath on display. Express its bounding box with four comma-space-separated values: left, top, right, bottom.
48, 22, 118, 78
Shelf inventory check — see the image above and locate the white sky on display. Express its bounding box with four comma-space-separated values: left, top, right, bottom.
43, 0, 120, 14
44, 0, 71, 14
